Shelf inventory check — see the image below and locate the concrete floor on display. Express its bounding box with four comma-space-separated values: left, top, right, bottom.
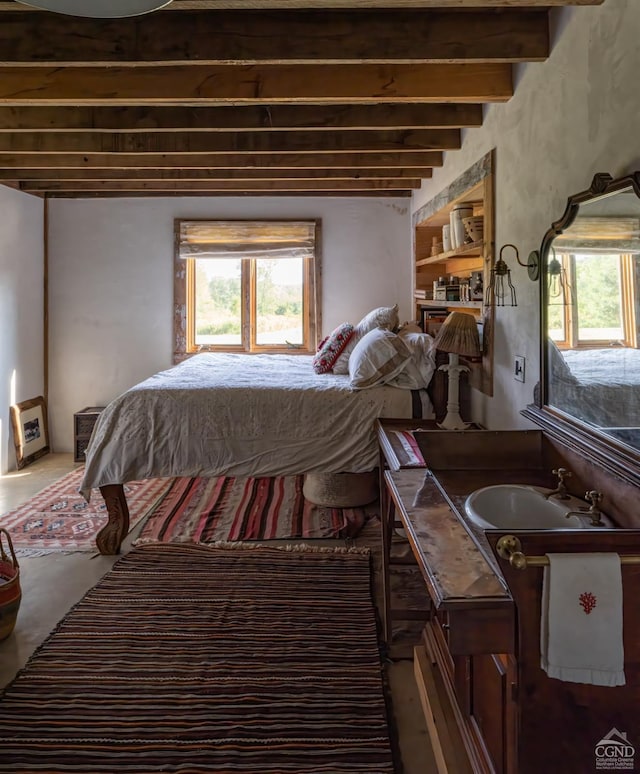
0, 454, 437, 774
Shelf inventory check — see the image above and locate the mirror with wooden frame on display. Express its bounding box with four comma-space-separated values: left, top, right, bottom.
523, 172, 640, 487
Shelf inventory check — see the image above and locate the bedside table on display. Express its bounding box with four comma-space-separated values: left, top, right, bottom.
73, 406, 106, 463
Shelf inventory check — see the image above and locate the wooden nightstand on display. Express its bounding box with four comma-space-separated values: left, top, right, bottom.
73, 406, 105, 463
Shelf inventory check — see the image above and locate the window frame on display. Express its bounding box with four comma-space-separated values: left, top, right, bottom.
173, 218, 322, 362
551, 250, 637, 350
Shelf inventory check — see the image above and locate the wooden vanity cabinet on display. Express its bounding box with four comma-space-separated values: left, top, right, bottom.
485, 530, 640, 774
419, 603, 517, 774
379, 421, 640, 773
379, 440, 518, 774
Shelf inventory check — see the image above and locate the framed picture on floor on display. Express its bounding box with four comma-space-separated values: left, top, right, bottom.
10, 395, 50, 469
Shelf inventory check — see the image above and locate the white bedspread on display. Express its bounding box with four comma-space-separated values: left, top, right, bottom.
81, 352, 432, 499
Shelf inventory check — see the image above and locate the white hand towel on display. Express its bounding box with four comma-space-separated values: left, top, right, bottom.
540, 552, 625, 687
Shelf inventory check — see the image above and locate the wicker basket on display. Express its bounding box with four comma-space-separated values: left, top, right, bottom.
303, 471, 378, 508
0, 528, 21, 642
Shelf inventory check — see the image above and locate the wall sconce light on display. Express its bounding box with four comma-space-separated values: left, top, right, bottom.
525, 246, 573, 305
485, 243, 519, 307
547, 247, 573, 306
485, 243, 542, 308
16, 0, 172, 16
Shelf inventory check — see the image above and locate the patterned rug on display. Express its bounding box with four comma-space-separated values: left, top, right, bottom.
0, 543, 396, 773
137, 474, 369, 544
0, 468, 172, 555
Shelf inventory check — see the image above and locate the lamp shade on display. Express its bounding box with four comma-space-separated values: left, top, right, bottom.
434, 312, 481, 358
16, 0, 173, 17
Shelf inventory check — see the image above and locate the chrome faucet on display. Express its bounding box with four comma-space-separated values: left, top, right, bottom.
543, 467, 572, 500
565, 490, 605, 527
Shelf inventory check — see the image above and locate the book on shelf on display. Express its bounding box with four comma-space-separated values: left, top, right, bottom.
419, 306, 449, 336
414, 288, 428, 299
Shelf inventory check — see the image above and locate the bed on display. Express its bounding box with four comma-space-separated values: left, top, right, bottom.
82, 344, 435, 554
548, 344, 640, 443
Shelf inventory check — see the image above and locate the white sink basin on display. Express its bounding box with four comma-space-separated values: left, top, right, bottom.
464, 484, 611, 530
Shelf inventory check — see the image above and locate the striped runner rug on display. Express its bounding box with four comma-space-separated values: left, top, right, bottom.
0, 543, 396, 773
137, 474, 369, 543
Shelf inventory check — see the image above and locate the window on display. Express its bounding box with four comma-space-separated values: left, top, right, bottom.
174, 220, 321, 360
549, 251, 637, 349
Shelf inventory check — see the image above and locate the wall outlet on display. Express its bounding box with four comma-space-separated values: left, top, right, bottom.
514, 355, 525, 383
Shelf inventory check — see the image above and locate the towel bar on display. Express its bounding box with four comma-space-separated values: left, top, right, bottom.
496, 534, 640, 570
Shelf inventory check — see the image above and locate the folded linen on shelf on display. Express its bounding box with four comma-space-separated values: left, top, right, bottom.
540, 552, 625, 687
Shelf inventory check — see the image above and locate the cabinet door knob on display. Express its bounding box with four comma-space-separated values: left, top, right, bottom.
441, 623, 450, 631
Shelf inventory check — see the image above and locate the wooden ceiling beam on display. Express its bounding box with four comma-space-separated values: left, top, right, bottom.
0, 150, 443, 169
0, 10, 548, 65
167, 0, 600, 6
19, 179, 420, 192
0, 63, 513, 105
0, 1, 608, 8
0, 167, 432, 180
0, 104, 483, 132
0, 128, 460, 154
37, 191, 413, 199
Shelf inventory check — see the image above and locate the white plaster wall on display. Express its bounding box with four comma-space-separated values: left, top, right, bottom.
47, 196, 411, 451
0, 187, 44, 473
412, 0, 640, 430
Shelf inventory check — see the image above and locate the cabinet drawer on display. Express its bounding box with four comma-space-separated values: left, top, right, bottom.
430, 613, 454, 680
470, 653, 517, 774
444, 606, 514, 656
427, 616, 472, 715
73, 407, 105, 463
75, 415, 98, 437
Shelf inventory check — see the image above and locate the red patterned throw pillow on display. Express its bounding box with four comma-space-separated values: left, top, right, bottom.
313, 323, 355, 374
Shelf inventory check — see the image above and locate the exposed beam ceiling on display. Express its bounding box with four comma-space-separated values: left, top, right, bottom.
0, 10, 549, 64
0, 105, 484, 131
0, 1, 604, 198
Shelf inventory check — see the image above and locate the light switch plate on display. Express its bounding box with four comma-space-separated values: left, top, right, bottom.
514, 355, 525, 383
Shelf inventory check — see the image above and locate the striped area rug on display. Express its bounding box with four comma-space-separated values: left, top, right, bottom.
0, 543, 396, 773
138, 474, 369, 543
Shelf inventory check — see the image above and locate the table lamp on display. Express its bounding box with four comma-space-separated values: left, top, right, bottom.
433, 312, 481, 430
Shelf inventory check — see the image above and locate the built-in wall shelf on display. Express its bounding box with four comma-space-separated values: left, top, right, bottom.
412, 150, 495, 397
418, 300, 483, 310
415, 240, 483, 268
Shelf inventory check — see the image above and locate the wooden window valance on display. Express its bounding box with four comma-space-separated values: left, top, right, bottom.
178, 220, 316, 260
554, 216, 640, 253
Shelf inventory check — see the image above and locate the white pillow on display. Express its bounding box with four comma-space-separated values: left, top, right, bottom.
389, 331, 437, 389
333, 303, 400, 374
349, 328, 412, 390
358, 303, 400, 332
